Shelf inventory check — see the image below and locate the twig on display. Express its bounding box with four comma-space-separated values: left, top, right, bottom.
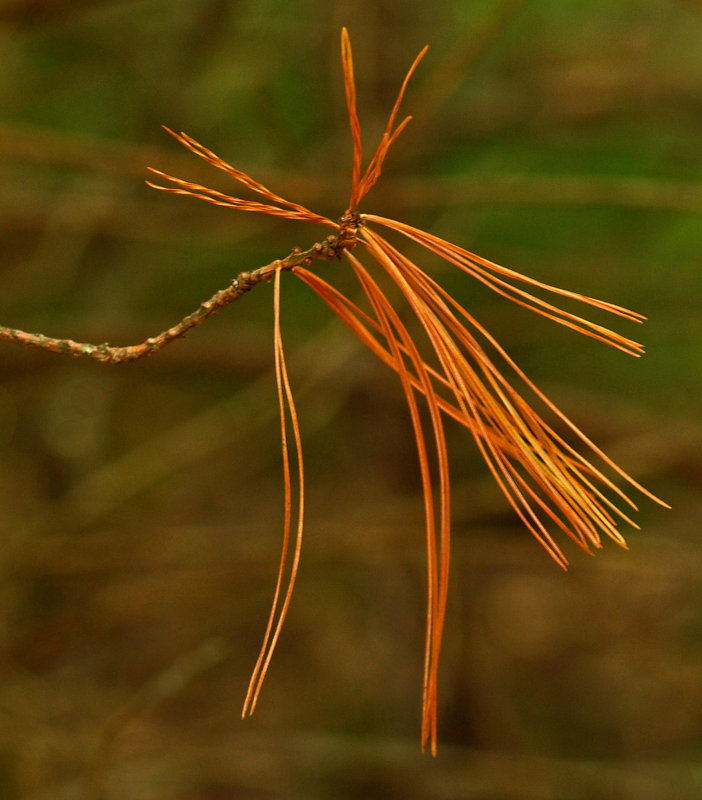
0, 231, 350, 364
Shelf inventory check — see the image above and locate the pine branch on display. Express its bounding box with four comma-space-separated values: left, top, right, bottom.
0, 232, 348, 364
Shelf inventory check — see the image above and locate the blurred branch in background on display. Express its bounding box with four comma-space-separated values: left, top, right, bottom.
7, 320, 360, 546
5, 118, 702, 211
411, 0, 530, 133
0, 1, 700, 797
672, 0, 702, 13
25, 728, 702, 800
391, 173, 702, 214
81, 637, 228, 800
0, 0, 115, 26
0, 121, 170, 179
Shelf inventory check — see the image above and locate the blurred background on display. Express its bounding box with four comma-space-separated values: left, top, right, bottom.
0, 1, 700, 797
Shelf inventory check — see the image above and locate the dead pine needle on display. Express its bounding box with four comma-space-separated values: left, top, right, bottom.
0, 27, 668, 754
242, 267, 305, 719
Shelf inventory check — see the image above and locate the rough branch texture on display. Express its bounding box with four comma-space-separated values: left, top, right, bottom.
0, 232, 350, 364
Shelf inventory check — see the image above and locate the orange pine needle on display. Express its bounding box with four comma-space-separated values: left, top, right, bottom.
148, 28, 667, 754
147, 128, 335, 227
242, 267, 305, 718
341, 27, 363, 210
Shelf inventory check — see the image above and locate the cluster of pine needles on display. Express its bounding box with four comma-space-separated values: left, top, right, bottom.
146, 28, 667, 753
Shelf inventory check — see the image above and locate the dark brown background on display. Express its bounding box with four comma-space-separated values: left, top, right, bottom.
0, 1, 699, 797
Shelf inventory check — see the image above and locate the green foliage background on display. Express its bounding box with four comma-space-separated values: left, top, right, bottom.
0, 1, 700, 797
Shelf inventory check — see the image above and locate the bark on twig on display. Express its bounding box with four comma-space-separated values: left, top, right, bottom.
0, 231, 349, 364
